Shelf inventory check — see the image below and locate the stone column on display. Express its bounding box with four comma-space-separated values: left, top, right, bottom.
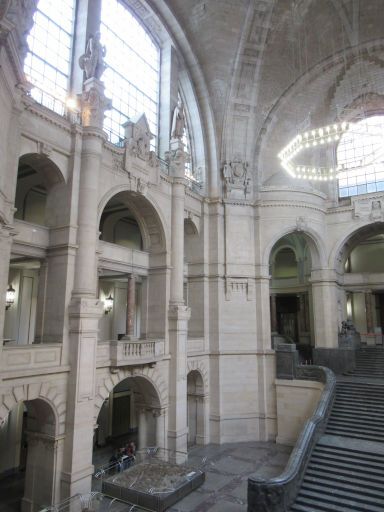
310, 269, 340, 348
124, 273, 136, 339
22, 432, 65, 512
153, 409, 164, 449
138, 408, 147, 449
270, 293, 277, 333
61, 78, 109, 499
365, 291, 374, 333
167, 138, 190, 462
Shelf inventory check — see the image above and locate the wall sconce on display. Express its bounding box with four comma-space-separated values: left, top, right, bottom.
5, 284, 15, 310
104, 294, 114, 315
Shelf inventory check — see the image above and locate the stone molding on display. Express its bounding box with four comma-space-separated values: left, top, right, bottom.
0, 381, 66, 434
94, 365, 168, 421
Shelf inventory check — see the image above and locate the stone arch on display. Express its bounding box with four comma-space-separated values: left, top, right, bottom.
98, 186, 168, 255
187, 360, 209, 395
331, 221, 384, 274
263, 226, 326, 271
0, 381, 65, 435
15, 153, 68, 227
94, 366, 167, 421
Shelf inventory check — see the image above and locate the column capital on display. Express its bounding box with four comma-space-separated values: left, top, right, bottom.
310, 268, 340, 284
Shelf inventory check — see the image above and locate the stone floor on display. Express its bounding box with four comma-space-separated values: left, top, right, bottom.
166, 442, 291, 512
0, 441, 291, 512
92, 441, 291, 511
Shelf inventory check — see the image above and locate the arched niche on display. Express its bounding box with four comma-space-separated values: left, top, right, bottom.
187, 370, 205, 447
14, 153, 67, 227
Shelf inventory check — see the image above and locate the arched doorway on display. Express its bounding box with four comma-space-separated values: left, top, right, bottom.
94, 375, 164, 468
187, 370, 205, 446
269, 233, 313, 360
0, 398, 59, 511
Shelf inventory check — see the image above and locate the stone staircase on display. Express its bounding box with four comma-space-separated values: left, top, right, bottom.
350, 347, 384, 378
290, 348, 384, 511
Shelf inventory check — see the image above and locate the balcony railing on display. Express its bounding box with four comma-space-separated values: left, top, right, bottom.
97, 339, 165, 368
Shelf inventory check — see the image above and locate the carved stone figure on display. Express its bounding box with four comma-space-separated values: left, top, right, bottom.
171, 99, 185, 140
222, 160, 250, 199
79, 32, 106, 80
124, 114, 152, 161
80, 82, 111, 128
371, 199, 382, 221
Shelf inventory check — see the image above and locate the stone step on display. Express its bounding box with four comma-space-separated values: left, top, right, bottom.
314, 443, 384, 461
301, 481, 384, 507
308, 458, 384, 479
325, 428, 384, 443
311, 450, 384, 470
327, 417, 384, 433
295, 489, 384, 512
329, 411, 384, 424
306, 467, 384, 490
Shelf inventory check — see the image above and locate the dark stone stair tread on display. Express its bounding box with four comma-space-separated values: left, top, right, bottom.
326, 418, 384, 432
324, 429, 384, 442
310, 451, 384, 469
294, 494, 375, 512
305, 468, 384, 489
313, 446, 384, 463
298, 488, 384, 511
308, 458, 384, 484
301, 481, 384, 505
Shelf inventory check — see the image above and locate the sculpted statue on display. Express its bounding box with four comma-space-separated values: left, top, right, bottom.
79, 32, 106, 80
171, 98, 185, 139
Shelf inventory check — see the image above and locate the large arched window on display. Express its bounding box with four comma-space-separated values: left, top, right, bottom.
24, 0, 76, 115
337, 116, 384, 198
100, 0, 160, 147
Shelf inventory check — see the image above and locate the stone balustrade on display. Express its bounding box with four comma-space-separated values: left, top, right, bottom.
1, 343, 63, 375
97, 339, 165, 368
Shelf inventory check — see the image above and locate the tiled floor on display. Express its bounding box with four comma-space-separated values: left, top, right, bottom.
0, 441, 291, 512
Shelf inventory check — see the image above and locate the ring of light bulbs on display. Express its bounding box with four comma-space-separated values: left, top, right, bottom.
278, 121, 351, 181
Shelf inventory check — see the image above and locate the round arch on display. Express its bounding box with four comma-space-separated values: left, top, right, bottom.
263, 227, 326, 270
0, 381, 65, 435
18, 153, 65, 187
98, 186, 168, 255
331, 221, 384, 274
94, 366, 167, 421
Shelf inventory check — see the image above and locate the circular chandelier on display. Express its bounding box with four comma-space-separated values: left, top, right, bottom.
278, 121, 351, 181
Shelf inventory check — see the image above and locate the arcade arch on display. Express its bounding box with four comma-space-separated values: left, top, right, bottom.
98, 190, 168, 341
0, 397, 61, 511
93, 375, 164, 464
269, 232, 314, 358
334, 222, 384, 338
